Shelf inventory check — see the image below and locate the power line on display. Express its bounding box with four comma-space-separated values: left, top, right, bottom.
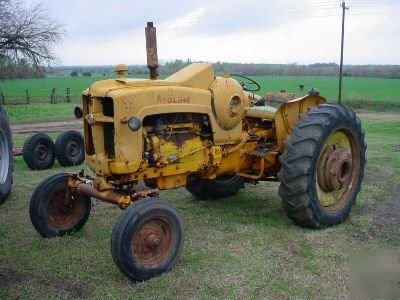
65, 0, 398, 35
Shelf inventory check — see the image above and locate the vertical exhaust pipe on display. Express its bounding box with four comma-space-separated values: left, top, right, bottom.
145, 22, 158, 80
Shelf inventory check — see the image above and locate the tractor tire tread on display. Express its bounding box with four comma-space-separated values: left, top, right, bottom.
23, 133, 55, 170
277, 104, 366, 228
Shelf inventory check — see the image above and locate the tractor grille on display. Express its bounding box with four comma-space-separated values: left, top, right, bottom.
103, 123, 115, 158
102, 98, 114, 117
102, 98, 115, 158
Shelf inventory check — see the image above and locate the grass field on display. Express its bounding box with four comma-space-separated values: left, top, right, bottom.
1, 74, 399, 123
1, 119, 399, 299
1, 75, 400, 102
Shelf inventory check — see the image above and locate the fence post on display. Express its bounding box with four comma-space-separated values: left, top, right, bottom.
0, 91, 5, 105
51, 88, 57, 104
26, 89, 30, 104
66, 88, 71, 103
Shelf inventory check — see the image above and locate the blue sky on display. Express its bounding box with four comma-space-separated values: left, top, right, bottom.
26, 0, 400, 65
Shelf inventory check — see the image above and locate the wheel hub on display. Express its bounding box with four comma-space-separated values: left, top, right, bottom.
67, 141, 79, 157
147, 233, 161, 248
132, 217, 173, 267
317, 145, 352, 192
36, 143, 48, 161
47, 189, 83, 230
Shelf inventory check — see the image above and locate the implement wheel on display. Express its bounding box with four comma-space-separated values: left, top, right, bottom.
186, 174, 245, 200
0, 106, 13, 204
23, 133, 55, 170
278, 104, 366, 228
111, 198, 184, 281
30, 173, 91, 237
55, 130, 85, 167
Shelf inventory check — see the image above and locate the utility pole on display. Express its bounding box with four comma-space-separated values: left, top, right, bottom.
338, 1, 349, 104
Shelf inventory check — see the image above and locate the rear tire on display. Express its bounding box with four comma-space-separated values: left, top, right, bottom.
29, 173, 91, 237
186, 174, 245, 200
55, 130, 85, 167
23, 133, 55, 170
278, 104, 366, 228
0, 106, 13, 204
111, 198, 184, 281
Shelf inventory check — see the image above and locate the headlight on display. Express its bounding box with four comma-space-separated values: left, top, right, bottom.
86, 114, 95, 125
128, 117, 142, 131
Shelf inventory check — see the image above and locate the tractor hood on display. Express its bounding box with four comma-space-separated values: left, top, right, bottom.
83, 63, 216, 98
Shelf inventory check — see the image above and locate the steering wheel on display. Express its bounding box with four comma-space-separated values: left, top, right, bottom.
230, 74, 261, 92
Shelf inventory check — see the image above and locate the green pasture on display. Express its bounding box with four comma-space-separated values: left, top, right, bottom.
1, 75, 399, 123
1, 75, 399, 102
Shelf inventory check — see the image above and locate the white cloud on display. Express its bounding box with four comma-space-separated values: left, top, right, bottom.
50, 0, 399, 65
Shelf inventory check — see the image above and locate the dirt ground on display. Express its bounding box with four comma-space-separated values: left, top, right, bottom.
360, 188, 400, 241
10, 119, 81, 134
10, 113, 400, 135
356, 113, 400, 121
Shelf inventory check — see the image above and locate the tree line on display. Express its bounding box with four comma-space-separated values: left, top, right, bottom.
1, 1, 398, 80
52, 60, 400, 79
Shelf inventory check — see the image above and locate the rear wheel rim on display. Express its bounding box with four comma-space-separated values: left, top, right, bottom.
47, 188, 84, 230
316, 129, 361, 212
0, 128, 9, 184
131, 217, 173, 267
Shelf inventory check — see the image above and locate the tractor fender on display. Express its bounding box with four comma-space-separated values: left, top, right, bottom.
274, 94, 326, 152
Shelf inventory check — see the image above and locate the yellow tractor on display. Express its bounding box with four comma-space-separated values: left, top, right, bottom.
29, 23, 366, 281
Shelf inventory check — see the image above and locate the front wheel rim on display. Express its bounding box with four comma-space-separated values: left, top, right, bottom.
0, 129, 9, 184
47, 188, 84, 230
316, 129, 361, 212
131, 217, 174, 267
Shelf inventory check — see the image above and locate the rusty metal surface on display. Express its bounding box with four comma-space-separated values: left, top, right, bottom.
145, 22, 158, 79
67, 172, 159, 209
12, 147, 23, 156
131, 217, 173, 267
318, 145, 352, 192
316, 130, 361, 211
47, 187, 84, 230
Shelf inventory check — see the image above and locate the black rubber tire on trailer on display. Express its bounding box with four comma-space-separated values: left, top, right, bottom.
29, 173, 91, 237
111, 198, 184, 281
55, 130, 85, 167
23, 133, 55, 170
277, 104, 366, 228
0, 106, 13, 205
186, 174, 245, 200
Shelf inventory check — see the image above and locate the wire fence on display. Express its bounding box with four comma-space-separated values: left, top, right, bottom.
0, 88, 81, 105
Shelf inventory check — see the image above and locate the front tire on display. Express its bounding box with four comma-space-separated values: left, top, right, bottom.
186, 174, 245, 200
111, 198, 184, 281
0, 106, 13, 204
278, 104, 366, 228
29, 173, 91, 237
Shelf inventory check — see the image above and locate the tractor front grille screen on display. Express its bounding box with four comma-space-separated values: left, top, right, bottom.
103, 123, 115, 158
102, 98, 114, 117
102, 98, 115, 158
